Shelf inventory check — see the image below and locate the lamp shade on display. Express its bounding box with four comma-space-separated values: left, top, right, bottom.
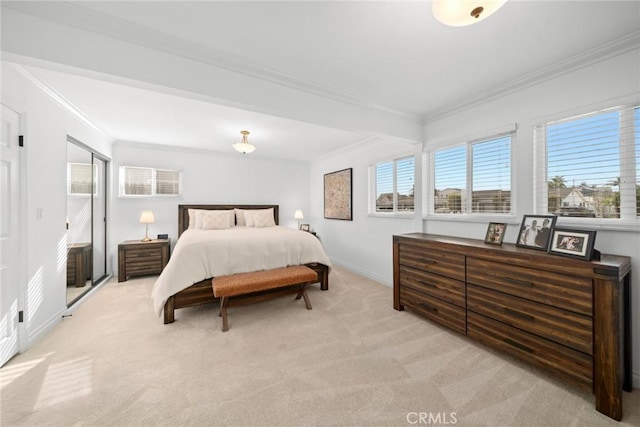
294, 210, 304, 220
233, 130, 256, 154
433, 0, 508, 26
139, 210, 155, 224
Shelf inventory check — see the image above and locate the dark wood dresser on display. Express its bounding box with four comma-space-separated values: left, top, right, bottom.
118, 239, 170, 282
67, 242, 92, 287
393, 233, 632, 421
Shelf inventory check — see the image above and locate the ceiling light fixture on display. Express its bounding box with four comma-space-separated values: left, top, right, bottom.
432, 0, 508, 27
233, 130, 256, 154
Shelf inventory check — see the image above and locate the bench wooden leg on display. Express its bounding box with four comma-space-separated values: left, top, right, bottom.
220, 296, 229, 332
296, 284, 312, 310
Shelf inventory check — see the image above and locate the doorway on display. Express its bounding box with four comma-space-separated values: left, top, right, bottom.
66, 137, 109, 306
0, 104, 22, 367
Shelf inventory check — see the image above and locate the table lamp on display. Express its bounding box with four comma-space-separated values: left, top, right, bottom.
140, 210, 155, 242
294, 210, 304, 230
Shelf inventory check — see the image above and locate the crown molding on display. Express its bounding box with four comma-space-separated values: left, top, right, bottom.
424, 31, 640, 124
6, 62, 113, 141
3, 2, 423, 124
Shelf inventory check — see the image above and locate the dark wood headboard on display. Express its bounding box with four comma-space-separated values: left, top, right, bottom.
178, 204, 280, 237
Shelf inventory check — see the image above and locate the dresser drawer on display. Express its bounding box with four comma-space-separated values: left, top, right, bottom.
399, 265, 465, 308
467, 257, 592, 316
467, 284, 592, 355
398, 243, 465, 281
400, 286, 466, 334
468, 312, 592, 392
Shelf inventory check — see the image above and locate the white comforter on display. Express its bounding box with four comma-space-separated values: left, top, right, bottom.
151, 226, 332, 316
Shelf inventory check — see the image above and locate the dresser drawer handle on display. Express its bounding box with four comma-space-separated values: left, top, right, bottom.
506, 278, 534, 287
502, 307, 535, 321
419, 302, 439, 313
417, 279, 436, 289
503, 338, 533, 354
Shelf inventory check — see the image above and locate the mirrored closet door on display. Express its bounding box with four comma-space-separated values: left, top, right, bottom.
66, 137, 109, 306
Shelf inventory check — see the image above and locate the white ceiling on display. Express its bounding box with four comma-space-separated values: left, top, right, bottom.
3, 1, 640, 161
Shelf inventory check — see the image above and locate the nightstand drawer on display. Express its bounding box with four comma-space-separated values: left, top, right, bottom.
126, 247, 162, 260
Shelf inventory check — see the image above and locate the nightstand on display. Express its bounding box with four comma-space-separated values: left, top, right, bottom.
118, 239, 170, 282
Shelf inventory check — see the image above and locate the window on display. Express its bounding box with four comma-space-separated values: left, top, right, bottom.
370, 156, 415, 214
67, 163, 97, 196
119, 166, 181, 197
431, 134, 512, 215
535, 105, 639, 220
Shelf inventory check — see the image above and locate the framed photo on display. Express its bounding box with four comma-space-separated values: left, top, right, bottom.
516, 215, 557, 251
548, 228, 597, 260
484, 222, 506, 245
300, 224, 310, 232
324, 168, 352, 221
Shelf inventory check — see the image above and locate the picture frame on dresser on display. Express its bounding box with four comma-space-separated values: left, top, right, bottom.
548, 228, 597, 260
484, 222, 506, 245
516, 214, 556, 250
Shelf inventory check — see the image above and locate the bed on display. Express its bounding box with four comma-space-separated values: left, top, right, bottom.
152, 204, 331, 323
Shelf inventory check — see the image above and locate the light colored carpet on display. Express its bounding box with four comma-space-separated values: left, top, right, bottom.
1, 266, 638, 426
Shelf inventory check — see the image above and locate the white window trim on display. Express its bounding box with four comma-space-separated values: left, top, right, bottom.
533, 104, 640, 231
368, 153, 417, 218
118, 165, 183, 198
424, 129, 517, 220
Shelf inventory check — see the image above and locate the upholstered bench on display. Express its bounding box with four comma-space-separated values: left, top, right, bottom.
212, 265, 318, 332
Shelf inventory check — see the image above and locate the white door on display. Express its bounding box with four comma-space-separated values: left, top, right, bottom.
0, 104, 21, 367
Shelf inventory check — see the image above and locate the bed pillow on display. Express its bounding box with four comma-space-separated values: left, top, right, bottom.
244, 208, 274, 227
202, 210, 232, 230
253, 209, 276, 228
190, 209, 234, 229
188, 209, 205, 229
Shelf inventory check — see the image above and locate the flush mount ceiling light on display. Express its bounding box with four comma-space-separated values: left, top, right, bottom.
233, 130, 256, 154
433, 0, 508, 27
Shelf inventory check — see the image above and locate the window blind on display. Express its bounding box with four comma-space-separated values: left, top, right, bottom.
375, 161, 393, 212
68, 163, 96, 196
434, 145, 466, 213
535, 105, 638, 220
396, 157, 415, 212
119, 166, 181, 197
156, 169, 180, 195
472, 136, 511, 213
371, 156, 415, 214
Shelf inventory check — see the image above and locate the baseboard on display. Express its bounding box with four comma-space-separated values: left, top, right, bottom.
329, 257, 391, 287
25, 307, 65, 350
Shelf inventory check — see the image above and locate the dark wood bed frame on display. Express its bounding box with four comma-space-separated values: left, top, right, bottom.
162, 204, 330, 324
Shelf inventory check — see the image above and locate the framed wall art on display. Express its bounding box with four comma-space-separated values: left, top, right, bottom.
484, 222, 506, 245
516, 214, 556, 251
324, 168, 352, 220
548, 228, 597, 260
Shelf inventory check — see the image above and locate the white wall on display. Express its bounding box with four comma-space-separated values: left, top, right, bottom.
423, 50, 640, 386
309, 139, 421, 285
1, 63, 112, 348
110, 142, 310, 273
311, 50, 640, 387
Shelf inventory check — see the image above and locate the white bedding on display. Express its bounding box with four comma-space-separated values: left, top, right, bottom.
151, 226, 332, 316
